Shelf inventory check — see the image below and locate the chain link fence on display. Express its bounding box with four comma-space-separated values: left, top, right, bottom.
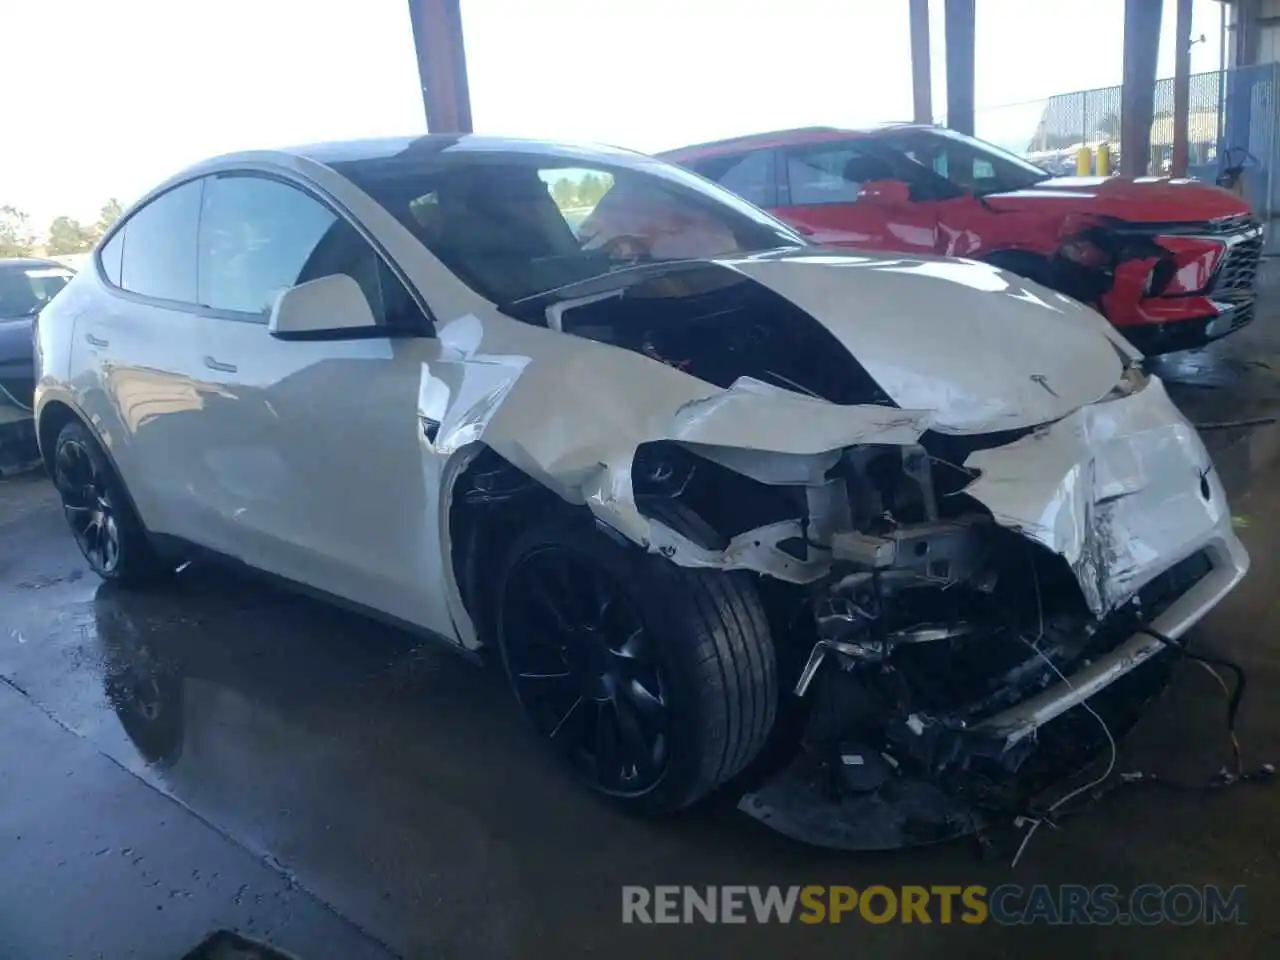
973, 66, 1280, 251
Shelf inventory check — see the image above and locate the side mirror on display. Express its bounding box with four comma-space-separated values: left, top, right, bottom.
857, 179, 912, 205
268, 274, 377, 341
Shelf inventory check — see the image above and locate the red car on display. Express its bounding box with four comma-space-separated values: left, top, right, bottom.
660, 125, 1262, 355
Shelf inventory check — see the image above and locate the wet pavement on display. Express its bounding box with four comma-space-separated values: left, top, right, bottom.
4, 321, 1280, 959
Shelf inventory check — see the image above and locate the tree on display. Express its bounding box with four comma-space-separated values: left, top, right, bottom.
577, 172, 612, 208
0, 205, 36, 258
549, 177, 576, 209
46, 215, 98, 255
96, 197, 124, 237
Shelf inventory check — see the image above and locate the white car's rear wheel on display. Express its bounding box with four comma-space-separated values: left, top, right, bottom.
495, 506, 777, 814
51, 420, 169, 585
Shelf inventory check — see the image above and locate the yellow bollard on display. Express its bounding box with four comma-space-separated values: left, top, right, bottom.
1096, 142, 1111, 176
1076, 146, 1092, 176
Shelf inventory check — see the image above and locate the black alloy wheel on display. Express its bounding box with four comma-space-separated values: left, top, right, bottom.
500, 546, 670, 797
50, 419, 168, 585
54, 435, 122, 575
496, 506, 777, 814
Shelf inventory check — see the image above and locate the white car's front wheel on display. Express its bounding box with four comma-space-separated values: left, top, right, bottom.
495, 506, 777, 814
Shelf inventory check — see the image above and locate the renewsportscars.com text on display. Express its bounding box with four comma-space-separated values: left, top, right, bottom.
621, 884, 1247, 925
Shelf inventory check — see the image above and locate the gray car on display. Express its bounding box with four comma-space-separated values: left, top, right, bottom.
0, 258, 73, 470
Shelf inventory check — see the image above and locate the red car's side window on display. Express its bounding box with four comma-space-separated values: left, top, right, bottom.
693, 151, 777, 208
783, 143, 892, 206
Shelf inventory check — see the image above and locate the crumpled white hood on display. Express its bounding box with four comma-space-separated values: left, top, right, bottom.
722, 251, 1128, 435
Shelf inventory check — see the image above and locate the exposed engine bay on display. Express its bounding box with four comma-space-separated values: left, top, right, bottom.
527, 263, 892, 406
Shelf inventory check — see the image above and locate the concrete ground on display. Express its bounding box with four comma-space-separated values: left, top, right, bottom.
3, 309, 1280, 959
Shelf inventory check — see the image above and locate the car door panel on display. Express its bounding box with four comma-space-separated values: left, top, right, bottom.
773, 199, 941, 251
186, 322, 453, 632
73, 179, 209, 538
74, 300, 209, 538
189, 171, 459, 639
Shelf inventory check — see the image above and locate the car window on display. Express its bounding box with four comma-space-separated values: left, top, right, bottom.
119, 179, 202, 303
0, 264, 73, 318
785, 142, 894, 205
695, 151, 776, 207
394, 163, 748, 302
540, 168, 615, 235
197, 174, 425, 328
99, 231, 123, 286
339, 153, 802, 305
874, 128, 1048, 195
577, 171, 745, 261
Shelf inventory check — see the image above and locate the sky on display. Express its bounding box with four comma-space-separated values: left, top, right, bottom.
3, 0, 1229, 232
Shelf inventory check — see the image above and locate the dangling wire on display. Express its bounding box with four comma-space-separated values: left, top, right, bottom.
1009, 555, 1118, 869
1010, 636, 1118, 869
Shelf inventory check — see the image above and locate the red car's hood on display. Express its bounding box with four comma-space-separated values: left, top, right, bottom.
984, 176, 1250, 223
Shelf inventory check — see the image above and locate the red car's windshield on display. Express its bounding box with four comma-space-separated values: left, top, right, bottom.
872, 127, 1052, 196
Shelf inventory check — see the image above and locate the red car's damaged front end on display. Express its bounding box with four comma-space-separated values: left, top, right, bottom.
980, 176, 1263, 354
662, 126, 1263, 355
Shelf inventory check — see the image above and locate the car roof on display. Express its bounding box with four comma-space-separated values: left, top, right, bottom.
0, 257, 67, 270
657, 123, 928, 162
128, 134, 695, 229
168, 135, 677, 190
282, 134, 654, 171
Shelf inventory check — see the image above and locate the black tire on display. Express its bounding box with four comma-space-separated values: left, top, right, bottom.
50, 419, 169, 585
495, 504, 776, 814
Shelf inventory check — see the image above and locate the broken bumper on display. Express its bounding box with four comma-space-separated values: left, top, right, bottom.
739, 374, 1249, 849
740, 541, 1240, 850
962, 374, 1246, 616
961, 373, 1249, 747
1115, 301, 1256, 355
974, 536, 1244, 750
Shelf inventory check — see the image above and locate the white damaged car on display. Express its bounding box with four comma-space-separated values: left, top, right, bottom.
33, 136, 1247, 846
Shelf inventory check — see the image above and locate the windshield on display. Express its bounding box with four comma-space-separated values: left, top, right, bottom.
343, 152, 805, 304
0, 264, 74, 318
873, 127, 1051, 195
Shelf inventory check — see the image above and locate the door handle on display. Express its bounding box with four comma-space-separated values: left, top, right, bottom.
84, 332, 109, 348
203, 355, 238, 374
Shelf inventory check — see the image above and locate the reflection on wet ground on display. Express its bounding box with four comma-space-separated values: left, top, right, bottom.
3, 324, 1280, 958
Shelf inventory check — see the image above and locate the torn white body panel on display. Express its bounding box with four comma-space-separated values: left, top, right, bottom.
962, 376, 1247, 615
420, 310, 932, 559
668, 377, 931, 453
